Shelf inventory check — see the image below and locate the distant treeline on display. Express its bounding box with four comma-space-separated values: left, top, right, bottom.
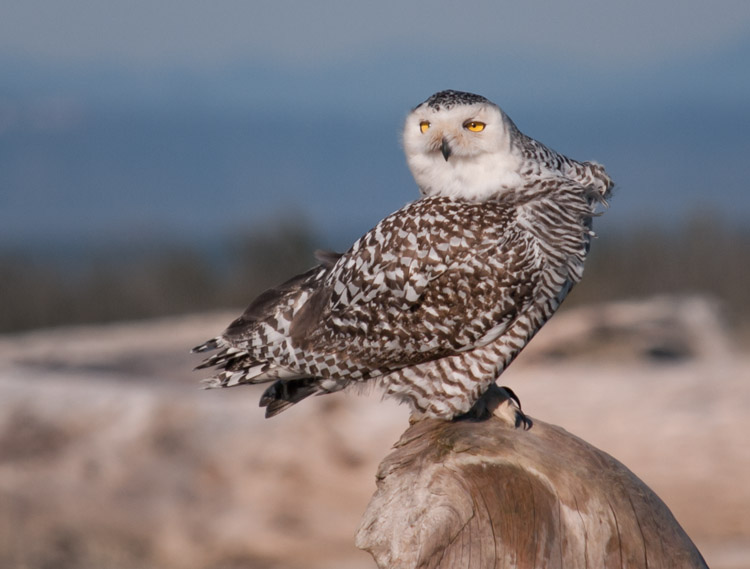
1, 215, 748, 339
0, 222, 315, 334
568, 214, 749, 332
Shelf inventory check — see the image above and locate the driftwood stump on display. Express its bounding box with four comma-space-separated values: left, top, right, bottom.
356, 386, 708, 569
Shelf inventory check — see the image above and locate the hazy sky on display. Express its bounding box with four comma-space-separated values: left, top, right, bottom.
1, 1, 749, 250
3, 0, 750, 69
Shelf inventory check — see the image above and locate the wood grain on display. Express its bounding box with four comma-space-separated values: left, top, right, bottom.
356, 386, 708, 569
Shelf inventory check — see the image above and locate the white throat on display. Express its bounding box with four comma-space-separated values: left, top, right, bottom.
406, 148, 524, 201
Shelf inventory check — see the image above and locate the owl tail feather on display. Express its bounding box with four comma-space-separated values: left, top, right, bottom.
260, 378, 320, 418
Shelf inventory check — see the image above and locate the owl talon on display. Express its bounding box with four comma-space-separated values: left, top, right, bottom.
454, 384, 531, 429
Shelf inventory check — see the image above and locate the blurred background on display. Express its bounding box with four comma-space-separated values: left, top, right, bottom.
1, 1, 749, 568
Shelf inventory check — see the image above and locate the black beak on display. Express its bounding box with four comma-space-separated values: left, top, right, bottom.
440, 138, 452, 161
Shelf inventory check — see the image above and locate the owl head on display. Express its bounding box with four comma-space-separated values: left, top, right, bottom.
403, 90, 523, 201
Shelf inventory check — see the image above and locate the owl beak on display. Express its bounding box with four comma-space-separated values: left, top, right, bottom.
440, 138, 452, 161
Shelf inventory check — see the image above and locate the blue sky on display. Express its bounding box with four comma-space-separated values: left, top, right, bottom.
1, 1, 749, 253
3, 1, 749, 69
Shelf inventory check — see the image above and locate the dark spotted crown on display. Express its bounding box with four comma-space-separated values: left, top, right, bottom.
420, 90, 490, 111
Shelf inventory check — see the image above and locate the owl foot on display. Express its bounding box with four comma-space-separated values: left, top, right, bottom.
456, 384, 532, 430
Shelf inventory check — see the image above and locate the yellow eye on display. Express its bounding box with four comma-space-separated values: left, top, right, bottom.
464, 121, 486, 132
419, 121, 430, 133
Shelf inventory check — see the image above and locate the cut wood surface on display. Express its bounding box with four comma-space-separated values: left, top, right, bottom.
356, 387, 708, 569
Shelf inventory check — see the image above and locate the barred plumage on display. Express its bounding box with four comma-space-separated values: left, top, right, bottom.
194, 90, 614, 419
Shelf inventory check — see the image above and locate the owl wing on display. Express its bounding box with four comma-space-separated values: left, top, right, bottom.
287, 195, 570, 376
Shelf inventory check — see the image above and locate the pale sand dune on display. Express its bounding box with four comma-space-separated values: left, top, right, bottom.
0, 298, 747, 569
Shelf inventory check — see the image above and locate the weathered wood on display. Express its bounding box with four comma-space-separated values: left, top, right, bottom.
356, 386, 708, 569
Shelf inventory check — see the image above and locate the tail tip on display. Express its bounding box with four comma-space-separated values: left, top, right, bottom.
192, 338, 220, 354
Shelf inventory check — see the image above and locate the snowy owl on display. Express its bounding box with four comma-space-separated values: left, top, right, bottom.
193, 90, 613, 419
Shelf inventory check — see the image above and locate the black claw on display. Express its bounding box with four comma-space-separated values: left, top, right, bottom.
502, 386, 522, 411
499, 385, 532, 430
516, 409, 533, 431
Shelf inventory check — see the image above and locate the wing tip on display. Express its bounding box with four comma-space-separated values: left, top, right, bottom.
314, 249, 343, 268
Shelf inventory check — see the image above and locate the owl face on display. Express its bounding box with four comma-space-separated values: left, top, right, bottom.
403, 91, 522, 201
